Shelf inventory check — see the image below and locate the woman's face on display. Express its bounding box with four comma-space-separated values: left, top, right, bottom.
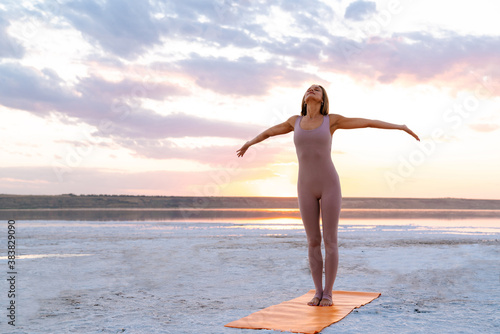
304, 85, 323, 103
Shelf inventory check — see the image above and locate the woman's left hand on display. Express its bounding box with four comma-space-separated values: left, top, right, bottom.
401, 124, 420, 141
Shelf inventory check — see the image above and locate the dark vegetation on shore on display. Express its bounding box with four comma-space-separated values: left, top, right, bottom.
1, 194, 499, 210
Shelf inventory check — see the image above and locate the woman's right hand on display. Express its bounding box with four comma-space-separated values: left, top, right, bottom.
236, 118, 295, 157
236, 142, 250, 157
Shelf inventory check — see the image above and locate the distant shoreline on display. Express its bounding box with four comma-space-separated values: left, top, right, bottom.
1, 194, 499, 220
1, 194, 500, 209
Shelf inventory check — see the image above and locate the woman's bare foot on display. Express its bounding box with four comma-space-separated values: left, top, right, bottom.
308, 291, 323, 306
308, 297, 321, 306
319, 294, 333, 306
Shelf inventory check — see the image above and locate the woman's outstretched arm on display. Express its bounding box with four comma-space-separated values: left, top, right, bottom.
331, 115, 420, 141
237, 116, 297, 157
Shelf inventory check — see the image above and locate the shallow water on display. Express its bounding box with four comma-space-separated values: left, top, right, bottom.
0, 218, 499, 333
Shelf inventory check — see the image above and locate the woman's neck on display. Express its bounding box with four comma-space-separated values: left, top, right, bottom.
306, 102, 322, 118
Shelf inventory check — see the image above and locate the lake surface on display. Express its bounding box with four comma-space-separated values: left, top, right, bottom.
2, 207, 500, 221
11, 216, 500, 235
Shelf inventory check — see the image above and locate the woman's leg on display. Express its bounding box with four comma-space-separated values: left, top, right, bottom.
319, 190, 342, 306
298, 192, 323, 305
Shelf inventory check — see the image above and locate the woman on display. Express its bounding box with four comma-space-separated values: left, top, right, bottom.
236, 84, 419, 307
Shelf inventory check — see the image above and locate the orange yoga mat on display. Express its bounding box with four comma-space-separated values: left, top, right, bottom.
225, 290, 381, 334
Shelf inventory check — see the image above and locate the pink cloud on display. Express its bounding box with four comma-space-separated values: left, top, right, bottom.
321, 33, 500, 95
0, 164, 293, 196
177, 54, 321, 96
0, 166, 217, 195
468, 123, 500, 132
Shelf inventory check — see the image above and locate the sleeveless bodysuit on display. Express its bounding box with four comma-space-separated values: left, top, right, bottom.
293, 115, 342, 232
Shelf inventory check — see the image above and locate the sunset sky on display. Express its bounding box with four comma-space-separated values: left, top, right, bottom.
0, 0, 498, 199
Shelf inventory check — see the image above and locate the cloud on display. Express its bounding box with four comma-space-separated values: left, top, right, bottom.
468, 123, 499, 132
77, 75, 186, 102
34, 0, 500, 98
100, 110, 262, 141
344, 1, 377, 21
279, 0, 336, 35
178, 54, 320, 96
322, 32, 500, 94
160, 16, 259, 49
0, 63, 262, 144
0, 164, 290, 196
51, 0, 338, 60
0, 11, 25, 58
0, 62, 268, 167
264, 36, 327, 63
4, 0, 499, 169
53, 0, 266, 59
0, 64, 72, 112
0, 166, 213, 195
115, 137, 293, 167
58, 0, 163, 59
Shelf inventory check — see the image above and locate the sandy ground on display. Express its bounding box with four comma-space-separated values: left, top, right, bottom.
0, 218, 499, 334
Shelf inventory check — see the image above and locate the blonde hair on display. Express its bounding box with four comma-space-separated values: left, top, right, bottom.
301, 85, 329, 116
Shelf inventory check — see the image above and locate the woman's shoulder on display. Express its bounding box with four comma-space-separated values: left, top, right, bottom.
328, 113, 344, 125
286, 115, 300, 129
287, 115, 300, 123
328, 113, 342, 118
